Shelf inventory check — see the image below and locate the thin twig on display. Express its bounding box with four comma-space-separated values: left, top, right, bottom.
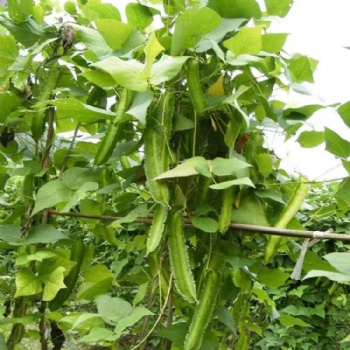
45, 209, 350, 242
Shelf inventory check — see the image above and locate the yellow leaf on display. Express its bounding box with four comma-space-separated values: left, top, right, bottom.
207, 75, 225, 96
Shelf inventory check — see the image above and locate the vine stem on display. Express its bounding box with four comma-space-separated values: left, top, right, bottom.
44, 209, 349, 242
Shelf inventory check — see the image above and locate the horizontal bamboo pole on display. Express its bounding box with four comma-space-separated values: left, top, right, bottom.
46, 209, 350, 242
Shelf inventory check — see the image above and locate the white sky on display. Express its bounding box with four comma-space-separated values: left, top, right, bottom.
268, 0, 350, 180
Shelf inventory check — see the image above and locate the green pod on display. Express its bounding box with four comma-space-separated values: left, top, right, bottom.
147, 204, 168, 254
168, 211, 197, 303
144, 91, 174, 204
49, 240, 85, 311
31, 65, 61, 141
265, 177, 309, 262
184, 270, 220, 350
218, 185, 234, 233
94, 89, 133, 165
186, 58, 206, 115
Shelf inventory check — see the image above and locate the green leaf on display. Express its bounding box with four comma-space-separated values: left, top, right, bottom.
94, 19, 134, 50
126, 3, 153, 29
258, 268, 289, 289
255, 153, 273, 178
208, 0, 262, 19
61, 182, 98, 212
324, 253, 350, 275
77, 265, 113, 300
303, 270, 350, 283
0, 34, 18, 78
40, 266, 66, 301
224, 27, 262, 56
15, 268, 42, 297
191, 217, 218, 233
210, 177, 255, 190
71, 313, 102, 330
265, 0, 293, 17
297, 131, 324, 148
171, 7, 222, 55
23, 224, 69, 245
75, 25, 113, 59
325, 127, 350, 158
81, 327, 115, 343
279, 314, 310, 328
262, 33, 288, 53
95, 295, 132, 323
52, 98, 115, 123
302, 251, 337, 273
114, 306, 154, 334
16, 250, 57, 265
214, 306, 236, 333
211, 157, 251, 176
0, 92, 21, 122
335, 178, 350, 204
337, 101, 350, 128
155, 157, 211, 179
0, 225, 22, 243
82, 3, 121, 21
127, 90, 153, 125
80, 69, 116, 88
149, 55, 189, 86
288, 55, 315, 83
231, 192, 269, 226
114, 203, 150, 225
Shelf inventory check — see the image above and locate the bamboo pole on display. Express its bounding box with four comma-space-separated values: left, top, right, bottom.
46, 209, 350, 242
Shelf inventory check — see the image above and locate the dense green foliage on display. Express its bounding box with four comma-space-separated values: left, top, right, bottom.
0, 0, 350, 349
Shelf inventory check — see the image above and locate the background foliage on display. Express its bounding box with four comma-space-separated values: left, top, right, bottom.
0, 0, 350, 349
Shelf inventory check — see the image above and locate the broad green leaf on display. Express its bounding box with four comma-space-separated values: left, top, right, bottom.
52, 98, 115, 123
77, 264, 113, 300
173, 114, 195, 131
288, 55, 315, 83
324, 253, 350, 275
126, 3, 153, 29
0, 225, 22, 243
208, 0, 262, 19
251, 285, 275, 308
224, 27, 262, 56
114, 203, 150, 225
41, 266, 66, 301
0, 334, 6, 350
93, 57, 146, 91
258, 268, 289, 289
0, 17, 43, 47
335, 178, 350, 204
114, 306, 154, 334
196, 18, 246, 53
191, 217, 218, 233
149, 55, 189, 86
81, 3, 121, 21
61, 182, 98, 212
231, 192, 269, 226
75, 25, 113, 59
15, 268, 42, 297
0, 92, 21, 122
255, 189, 285, 204
23, 224, 69, 245
32, 180, 70, 215
255, 153, 273, 178
262, 33, 288, 53
94, 19, 134, 51
81, 327, 115, 343
214, 306, 236, 333
223, 85, 251, 104
95, 295, 132, 323
303, 270, 350, 283
171, 7, 221, 55
127, 91, 153, 125
337, 101, 350, 128
133, 282, 149, 307
16, 250, 57, 266
325, 127, 350, 158
210, 177, 255, 190
71, 313, 102, 330
155, 157, 211, 179
302, 251, 337, 273
298, 131, 324, 148
0, 34, 18, 78
265, 0, 293, 17
140, 32, 164, 79
211, 157, 251, 176
80, 69, 116, 88
156, 323, 188, 347
279, 314, 310, 328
